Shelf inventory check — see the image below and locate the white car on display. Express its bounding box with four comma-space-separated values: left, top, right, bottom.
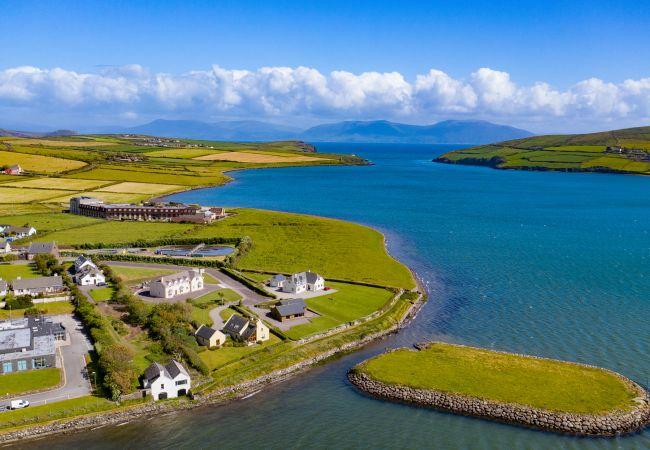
10, 399, 29, 409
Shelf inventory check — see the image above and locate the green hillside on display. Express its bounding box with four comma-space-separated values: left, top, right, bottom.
434, 126, 650, 175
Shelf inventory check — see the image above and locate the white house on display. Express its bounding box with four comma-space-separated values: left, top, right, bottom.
74, 266, 106, 286
149, 269, 204, 299
74, 255, 96, 272
142, 360, 191, 400
0, 239, 11, 254
12, 276, 65, 297
194, 324, 226, 347
222, 315, 270, 345
282, 271, 325, 294
3, 226, 36, 239
0, 279, 7, 297
269, 274, 286, 288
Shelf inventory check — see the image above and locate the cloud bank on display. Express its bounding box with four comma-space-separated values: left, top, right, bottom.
1, 64, 650, 132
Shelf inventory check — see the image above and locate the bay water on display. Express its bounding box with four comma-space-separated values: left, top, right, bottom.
19, 143, 650, 449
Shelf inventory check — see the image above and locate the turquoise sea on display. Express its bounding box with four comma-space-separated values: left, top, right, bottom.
20, 143, 650, 449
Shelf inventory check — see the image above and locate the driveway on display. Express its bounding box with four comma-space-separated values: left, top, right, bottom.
0, 314, 92, 409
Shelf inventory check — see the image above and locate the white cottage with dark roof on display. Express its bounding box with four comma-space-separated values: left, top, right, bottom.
282, 271, 325, 294
142, 359, 191, 400
149, 269, 204, 299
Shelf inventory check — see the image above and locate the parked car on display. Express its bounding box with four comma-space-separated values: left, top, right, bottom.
10, 399, 29, 410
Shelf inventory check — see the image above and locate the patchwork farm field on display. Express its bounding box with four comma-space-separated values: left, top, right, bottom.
66, 167, 229, 185
0, 212, 102, 233
195, 151, 327, 163
2, 178, 112, 190
2, 138, 117, 147
0, 187, 78, 203
0, 150, 86, 173
94, 181, 183, 194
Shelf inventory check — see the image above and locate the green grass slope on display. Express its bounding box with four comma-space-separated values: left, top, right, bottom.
435, 125, 650, 175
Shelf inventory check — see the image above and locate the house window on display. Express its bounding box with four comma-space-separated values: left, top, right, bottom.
33, 357, 47, 368
160, 384, 164, 389
175, 379, 187, 386
2, 362, 12, 373
17, 360, 27, 371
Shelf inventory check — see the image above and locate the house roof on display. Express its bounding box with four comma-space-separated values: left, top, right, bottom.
289, 271, 322, 285
143, 361, 166, 383
75, 255, 93, 267
272, 274, 286, 282
222, 314, 249, 336
5, 226, 34, 234
165, 359, 189, 379
274, 298, 307, 317
195, 324, 218, 340
12, 276, 63, 291
152, 270, 201, 286
143, 359, 189, 383
76, 265, 103, 278
27, 242, 57, 254
0, 280, 7, 291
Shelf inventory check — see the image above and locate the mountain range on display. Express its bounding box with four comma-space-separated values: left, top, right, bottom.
102, 119, 533, 144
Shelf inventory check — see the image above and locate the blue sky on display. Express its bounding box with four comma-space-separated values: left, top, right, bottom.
2, 0, 650, 132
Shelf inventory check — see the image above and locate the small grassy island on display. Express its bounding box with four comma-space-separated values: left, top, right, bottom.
349, 343, 650, 436
434, 125, 650, 175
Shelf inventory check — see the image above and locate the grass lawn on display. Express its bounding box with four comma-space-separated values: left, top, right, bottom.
0, 395, 118, 431
107, 265, 177, 284
0, 150, 86, 173
0, 301, 75, 320
190, 305, 212, 326
0, 263, 39, 280
219, 307, 236, 321
356, 343, 641, 415
94, 182, 183, 195
0, 212, 103, 234
66, 167, 228, 186
193, 209, 415, 289
34, 221, 197, 246
43, 191, 151, 206
202, 273, 221, 284
284, 282, 394, 340
199, 335, 282, 370
89, 287, 113, 302
194, 288, 241, 304
0, 368, 60, 397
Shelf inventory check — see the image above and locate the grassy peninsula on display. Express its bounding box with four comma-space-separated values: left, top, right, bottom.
353, 343, 642, 415
435, 125, 650, 175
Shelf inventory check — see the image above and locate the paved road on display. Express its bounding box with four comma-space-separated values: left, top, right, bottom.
0, 314, 93, 409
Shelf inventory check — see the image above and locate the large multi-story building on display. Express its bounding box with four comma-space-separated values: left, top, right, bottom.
0, 317, 65, 374
69, 196, 200, 221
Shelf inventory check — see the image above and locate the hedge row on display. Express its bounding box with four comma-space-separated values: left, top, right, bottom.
95, 253, 226, 268
74, 236, 241, 250
220, 267, 274, 298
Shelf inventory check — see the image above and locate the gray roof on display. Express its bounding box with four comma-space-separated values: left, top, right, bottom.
152, 270, 201, 286
5, 226, 33, 234
271, 274, 286, 282
74, 255, 93, 267
274, 298, 307, 317
0, 328, 31, 354
143, 361, 166, 383
165, 359, 189, 379
143, 359, 188, 383
222, 315, 249, 336
12, 275, 63, 291
27, 242, 57, 254
0, 280, 7, 291
195, 324, 218, 340
290, 271, 322, 285
0, 317, 62, 358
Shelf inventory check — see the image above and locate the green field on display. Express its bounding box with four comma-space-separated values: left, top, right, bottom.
193, 288, 242, 304
107, 265, 178, 283
0, 368, 60, 396
199, 334, 282, 370
0, 263, 40, 280
0, 212, 102, 233
355, 343, 641, 414
285, 282, 394, 339
2, 178, 112, 190
66, 167, 229, 186
0, 150, 86, 173
435, 125, 650, 175
89, 287, 113, 302
193, 209, 415, 289
34, 221, 197, 246
0, 187, 77, 203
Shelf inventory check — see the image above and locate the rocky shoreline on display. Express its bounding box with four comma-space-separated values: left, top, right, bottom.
0, 280, 426, 444
348, 350, 650, 437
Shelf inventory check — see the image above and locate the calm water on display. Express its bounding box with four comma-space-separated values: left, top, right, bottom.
20, 144, 650, 449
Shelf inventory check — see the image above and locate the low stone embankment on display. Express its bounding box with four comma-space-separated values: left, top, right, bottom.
347, 371, 650, 437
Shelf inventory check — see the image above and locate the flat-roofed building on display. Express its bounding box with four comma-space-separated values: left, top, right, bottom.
0, 317, 65, 374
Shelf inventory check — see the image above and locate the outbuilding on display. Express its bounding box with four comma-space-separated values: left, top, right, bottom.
271, 298, 307, 322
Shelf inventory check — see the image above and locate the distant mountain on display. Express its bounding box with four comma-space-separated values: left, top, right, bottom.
120, 119, 300, 141
300, 120, 533, 144
105, 119, 532, 144
0, 128, 77, 138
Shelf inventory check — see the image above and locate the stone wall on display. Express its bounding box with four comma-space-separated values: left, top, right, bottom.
347, 371, 650, 437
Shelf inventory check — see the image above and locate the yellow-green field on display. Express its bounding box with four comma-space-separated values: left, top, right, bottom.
66, 167, 228, 185
2, 178, 112, 190
94, 181, 183, 194
43, 191, 151, 206
0, 150, 86, 173
0, 187, 79, 203
2, 138, 116, 147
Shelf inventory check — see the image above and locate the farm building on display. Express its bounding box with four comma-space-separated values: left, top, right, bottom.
271, 298, 307, 322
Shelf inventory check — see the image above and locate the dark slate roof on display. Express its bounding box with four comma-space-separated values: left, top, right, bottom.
304, 271, 322, 284
222, 315, 249, 336
143, 362, 166, 382
27, 242, 57, 254
165, 360, 188, 379
195, 324, 217, 340
12, 276, 63, 291
274, 298, 306, 317
271, 274, 286, 282
240, 324, 256, 341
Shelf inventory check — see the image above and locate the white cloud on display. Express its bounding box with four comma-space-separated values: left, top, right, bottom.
0, 64, 648, 131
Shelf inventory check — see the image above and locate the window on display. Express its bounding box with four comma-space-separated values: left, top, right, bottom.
160, 384, 164, 389
2, 362, 12, 373
17, 360, 27, 371
175, 379, 187, 386
33, 357, 47, 368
